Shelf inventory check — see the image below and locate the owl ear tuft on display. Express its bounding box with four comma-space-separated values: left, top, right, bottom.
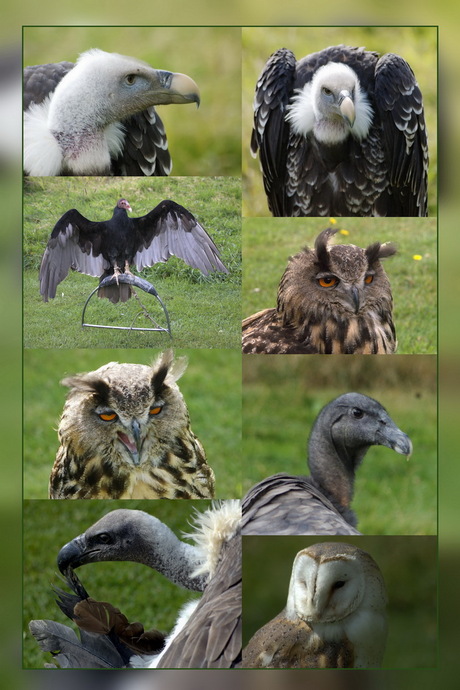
150, 350, 188, 397
365, 241, 397, 265
314, 228, 338, 270
61, 374, 111, 405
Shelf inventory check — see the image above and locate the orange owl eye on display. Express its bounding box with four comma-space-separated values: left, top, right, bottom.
364, 274, 374, 284
149, 405, 163, 416
98, 412, 117, 422
318, 276, 338, 288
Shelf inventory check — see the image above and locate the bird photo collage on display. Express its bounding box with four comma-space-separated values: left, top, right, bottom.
22, 24, 437, 672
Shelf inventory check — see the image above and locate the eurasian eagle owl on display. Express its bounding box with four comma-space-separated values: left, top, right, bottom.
49, 350, 215, 499
242, 227, 397, 354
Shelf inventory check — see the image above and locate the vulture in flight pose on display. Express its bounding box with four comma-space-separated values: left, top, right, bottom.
251, 45, 428, 216
39, 197, 228, 303
242, 227, 397, 355
242, 393, 412, 535
29, 501, 242, 668
24, 49, 200, 176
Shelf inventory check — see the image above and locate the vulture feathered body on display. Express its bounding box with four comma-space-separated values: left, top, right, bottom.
29, 502, 242, 669
39, 198, 228, 303
24, 49, 200, 176
251, 45, 428, 216
242, 393, 412, 535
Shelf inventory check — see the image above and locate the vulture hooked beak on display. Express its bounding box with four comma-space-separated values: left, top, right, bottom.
338, 91, 355, 127
153, 70, 200, 107
58, 536, 87, 573
376, 420, 413, 459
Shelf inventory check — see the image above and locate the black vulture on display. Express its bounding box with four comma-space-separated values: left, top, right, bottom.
29, 502, 242, 668
242, 227, 397, 354
251, 45, 428, 216
241, 393, 412, 535
39, 197, 228, 304
24, 49, 200, 176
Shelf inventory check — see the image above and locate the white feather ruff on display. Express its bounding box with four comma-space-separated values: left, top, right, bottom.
184, 500, 241, 581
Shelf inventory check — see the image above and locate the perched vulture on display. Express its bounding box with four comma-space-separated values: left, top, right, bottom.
242, 227, 397, 354
251, 45, 428, 216
241, 393, 412, 535
24, 49, 200, 176
29, 501, 242, 669
39, 197, 228, 303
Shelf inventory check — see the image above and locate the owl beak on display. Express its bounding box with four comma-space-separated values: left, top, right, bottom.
117, 419, 143, 465
347, 286, 360, 313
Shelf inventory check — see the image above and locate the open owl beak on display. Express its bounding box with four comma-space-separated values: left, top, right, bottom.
117, 418, 143, 466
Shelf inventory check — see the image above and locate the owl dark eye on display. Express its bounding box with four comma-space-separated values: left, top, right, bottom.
318, 275, 338, 288
98, 411, 118, 422
333, 580, 346, 590
149, 405, 163, 416
352, 408, 364, 419
364, 274, 374, 284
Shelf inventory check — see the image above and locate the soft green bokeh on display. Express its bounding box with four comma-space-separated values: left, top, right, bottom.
242, 217, 437, 354
24, 348, 242, 499
24, 176, 241, 349
242, 26, 438, 217
243, 354, 437, 535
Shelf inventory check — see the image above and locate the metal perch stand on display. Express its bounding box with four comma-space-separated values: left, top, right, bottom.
81, 274, 172, 337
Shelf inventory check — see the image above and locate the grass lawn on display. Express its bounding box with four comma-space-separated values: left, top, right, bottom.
24, 348, 242, 500
242, 535, 437, 669
23, 499, 213, 668
24, 176, 241, 349
242, 26, 437, 217
242, 217, 437, 355
242, 354, 437, 535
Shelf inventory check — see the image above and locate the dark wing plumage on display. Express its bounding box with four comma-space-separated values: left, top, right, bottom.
39, 210, 110, 301
241, 473, 361, 536
131, 200, 229, 275
157, 533, 242, 668
251, 45, 428, 216
23, 61, 74, 110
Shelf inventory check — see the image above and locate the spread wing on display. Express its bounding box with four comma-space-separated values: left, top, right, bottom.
39, 209, 110, 301
131, 200, 228, 275
157, 533, 242, 668
241, 473, 362, 536
374, 53, 428, 216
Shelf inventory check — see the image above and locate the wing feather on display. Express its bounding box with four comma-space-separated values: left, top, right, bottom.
39, 209, 110, 301
132, 200, 228, 275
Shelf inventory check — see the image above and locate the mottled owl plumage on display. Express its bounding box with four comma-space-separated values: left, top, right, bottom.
242, 228, 397, 354
49, 351, 215, 499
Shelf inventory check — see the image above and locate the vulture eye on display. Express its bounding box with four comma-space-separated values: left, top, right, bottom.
97, 532, 112, 544
125, 74, 137, 85
149, 405, 163, 416
98, 411, 118, 422
322, 86, 333, 96
364, 274, 374, 284
318, 276, 338, 288
352, 408, 364, 419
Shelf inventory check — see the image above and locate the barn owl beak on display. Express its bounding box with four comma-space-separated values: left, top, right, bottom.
339, 92, 355, 127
